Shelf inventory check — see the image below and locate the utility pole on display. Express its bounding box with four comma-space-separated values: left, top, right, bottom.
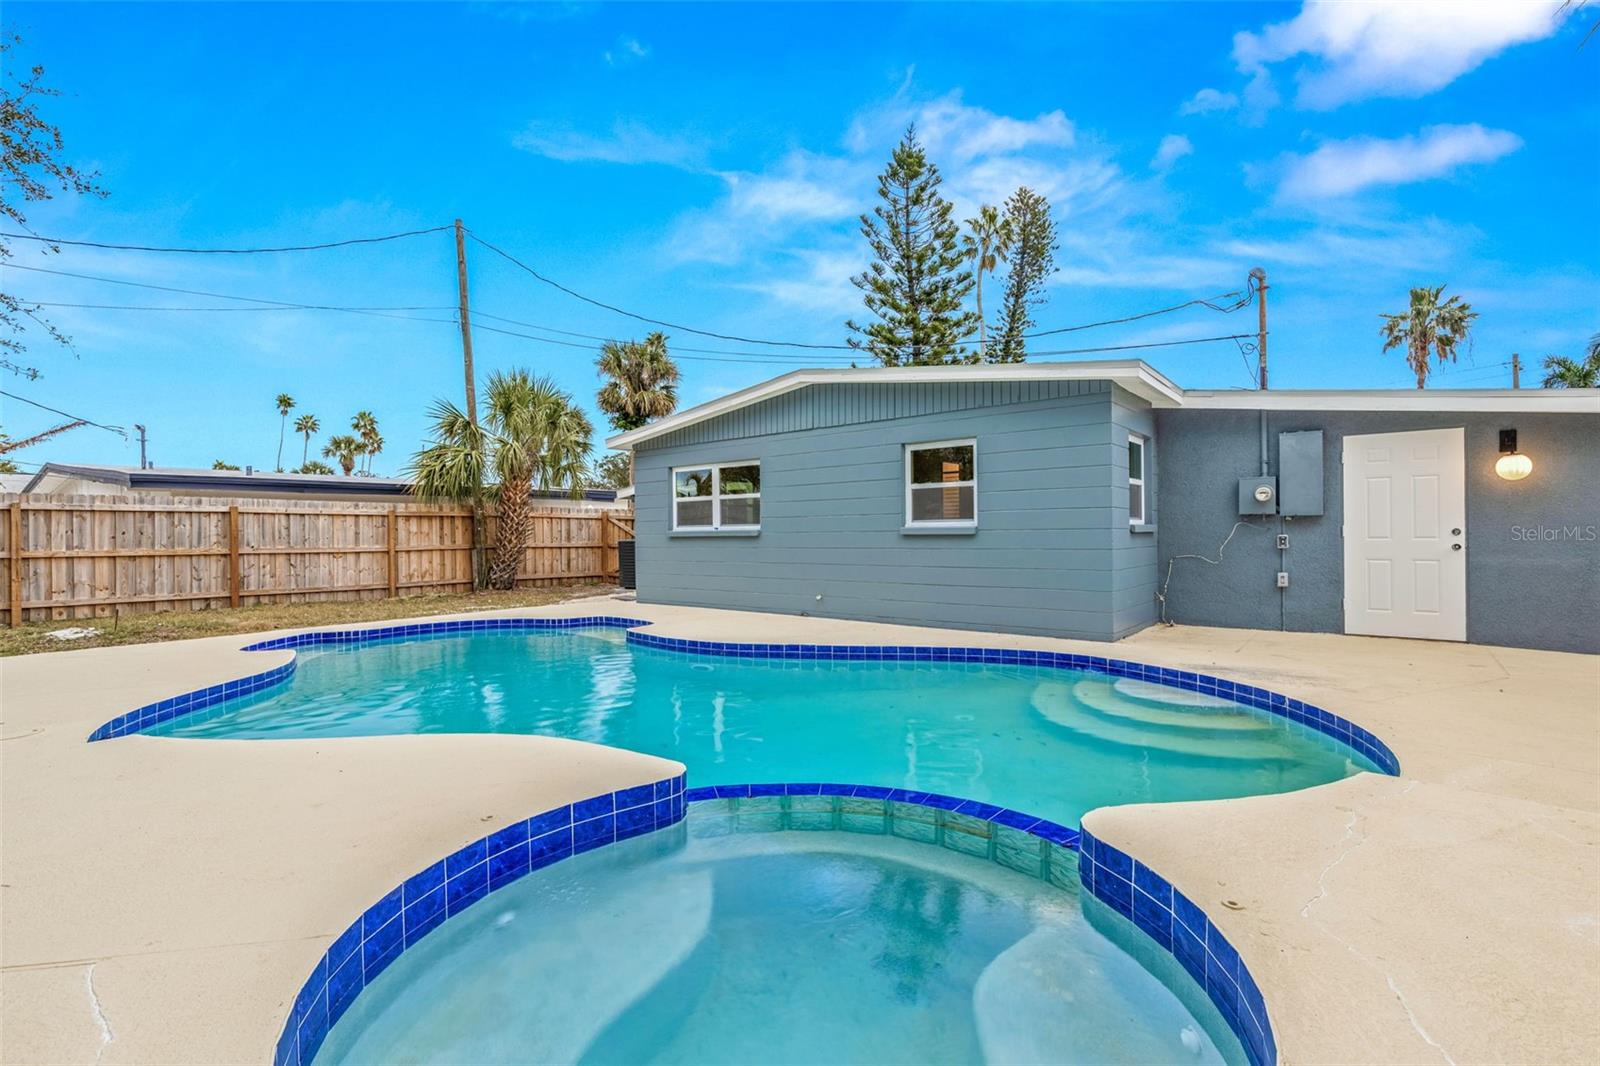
454, 219, 478, 425
1511, 353, 1521, 389
1250, 267, 1269, 390
452, 220, 487, 590
134, 424, 149, 468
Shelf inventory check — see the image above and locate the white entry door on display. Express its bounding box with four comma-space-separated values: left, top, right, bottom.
1342, 427, 1467, 641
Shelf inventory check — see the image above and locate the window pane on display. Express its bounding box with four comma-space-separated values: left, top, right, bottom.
719, 464, 761, 496
1128, 438, 1143, 481
675, 468, 713, 498
676, 499, 713, 527
1129, 483, 1144, 523
910, 445, 974, 484
911, 485, 975, 522
721, 497, 761, 527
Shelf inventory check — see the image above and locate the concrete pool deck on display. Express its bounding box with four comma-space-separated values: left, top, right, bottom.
2, 596, 1596, 1064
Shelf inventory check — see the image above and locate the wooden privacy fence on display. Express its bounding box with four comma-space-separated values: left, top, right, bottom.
0, 494, 635, 625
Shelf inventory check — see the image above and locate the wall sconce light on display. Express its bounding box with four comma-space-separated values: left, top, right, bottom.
1495, 428, 1533, 481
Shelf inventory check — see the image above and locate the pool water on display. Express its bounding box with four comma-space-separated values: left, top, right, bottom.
317, 810, 1244, 1066
154, 629, 1370, 828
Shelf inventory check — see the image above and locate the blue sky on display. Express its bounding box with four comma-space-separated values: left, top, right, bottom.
2, 1, 1596, 475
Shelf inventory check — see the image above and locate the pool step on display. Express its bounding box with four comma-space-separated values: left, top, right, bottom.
1110, 678, 1242, 710
1030, 682, 1290, 761
1073, 679, 1273, 733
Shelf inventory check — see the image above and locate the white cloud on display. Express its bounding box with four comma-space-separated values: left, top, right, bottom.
1277, 124, 1523, 201
846, 90, 1074, 163
1179, 88, 1238, 116
669, 92, 1110, 270
1233, 1, 1565, 110
512, 120, 703, 168
718, 153, 859, 224
735, 247, 863, 314
1150, 134, 1193, 173
603, 36, 650, 67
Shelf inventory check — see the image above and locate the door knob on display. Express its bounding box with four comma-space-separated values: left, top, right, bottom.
1452, 544, 1462, 551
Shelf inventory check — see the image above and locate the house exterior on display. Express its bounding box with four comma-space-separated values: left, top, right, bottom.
609, 362, 1599, 654
19, 463, 624, 508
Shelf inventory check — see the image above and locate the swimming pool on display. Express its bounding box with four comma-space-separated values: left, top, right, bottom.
315, 802, 1246, 1066
148, 623, 1378, 828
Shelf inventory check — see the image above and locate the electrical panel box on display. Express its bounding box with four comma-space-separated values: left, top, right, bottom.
1239, 476, 1278, 515
1278, 430, 1325, 516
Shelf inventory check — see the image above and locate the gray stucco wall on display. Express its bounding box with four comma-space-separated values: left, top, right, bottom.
633, 379, 1155, 640
1153, 409, 1600, 654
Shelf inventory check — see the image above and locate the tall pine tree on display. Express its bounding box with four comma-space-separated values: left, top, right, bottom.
991, 187, 1059, 363
846, 126, 979, 366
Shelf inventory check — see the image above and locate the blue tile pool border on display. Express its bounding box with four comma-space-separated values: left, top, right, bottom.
85, 616, 650, 742
1079, 827, 1277, 1066
274, 771, 687, 1066
689, 786, 1270, 1063
87, 616, 1402, 781
627, 631, 1400, 776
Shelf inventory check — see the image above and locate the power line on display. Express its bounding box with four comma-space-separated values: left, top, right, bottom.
0, 389, 128, 438
470, 228, 1259, 354
469, 320, 858, 365
30, 301, 459, 324
1027, 334, 1259, 359
16, 234, 1263, 365
1027, 288, 1252, 338
8, 265, 459, 323
1, 225, 452, 254
470, 312, 858, 362
472, 317, 1257, 366
19, 233, 1261, 359
468, 231, 863, 351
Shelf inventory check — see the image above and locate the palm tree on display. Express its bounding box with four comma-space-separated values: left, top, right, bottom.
961, 205, 1011, 357
411, 371, 592, 590
1379, 286, 1478, 389
596, 332, 679, 432
1541, 334, 1600, 388
322, 434, 363, 476
297, 460, 335, 475
351, 411, 382, 475
274, 393, 296, 471
294, 413, 320, 467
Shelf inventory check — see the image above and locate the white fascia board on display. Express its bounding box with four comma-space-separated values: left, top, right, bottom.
1179, 389, 1600, 414
604, 360, 1184, 450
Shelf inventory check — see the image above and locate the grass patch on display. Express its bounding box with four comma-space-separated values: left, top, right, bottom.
0, 584, 615, 657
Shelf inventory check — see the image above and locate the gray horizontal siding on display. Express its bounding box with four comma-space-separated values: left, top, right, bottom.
1110, 396, 1159, 637
1153, 408, 1600, 653
635, 381, 1142, 640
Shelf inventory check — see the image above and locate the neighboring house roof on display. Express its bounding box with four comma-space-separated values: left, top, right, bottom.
19, 463, 619, 502
0, 473, 33, 494
605, 359, 1600, 449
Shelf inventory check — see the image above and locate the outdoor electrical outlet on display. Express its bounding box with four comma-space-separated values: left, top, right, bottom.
1277, 533, 1289, 550
1276, 571, 1290, 588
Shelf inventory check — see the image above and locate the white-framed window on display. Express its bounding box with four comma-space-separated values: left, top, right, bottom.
904, 438, 977, 527
672, 461, 761, 530
1128, 434, 1147, 525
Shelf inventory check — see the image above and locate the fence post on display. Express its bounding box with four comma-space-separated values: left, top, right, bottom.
387, 507, 398, 598
8, 501, 22, 627
228, 505, 241, 608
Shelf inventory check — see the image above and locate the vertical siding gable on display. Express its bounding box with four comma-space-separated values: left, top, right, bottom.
642, 378, 1112, 451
